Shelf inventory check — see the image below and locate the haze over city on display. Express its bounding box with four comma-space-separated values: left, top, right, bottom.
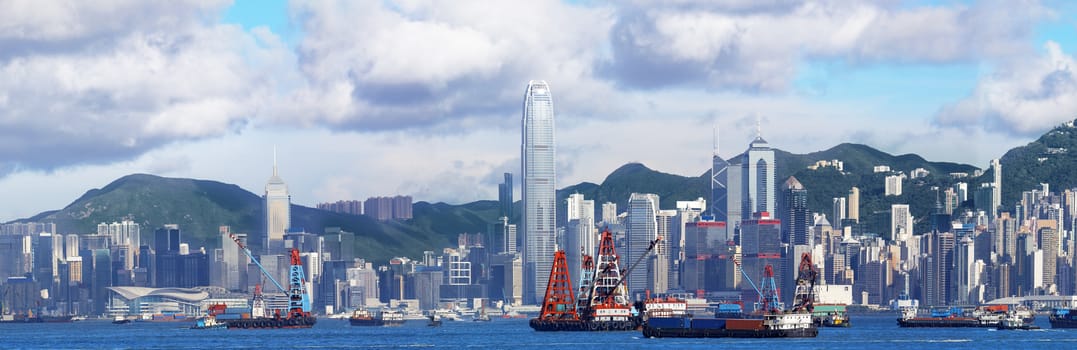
1, 0, 1076, 221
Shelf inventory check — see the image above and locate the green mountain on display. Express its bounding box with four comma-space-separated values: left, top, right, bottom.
25, 174, 482, 263
985, 120, 1077, 207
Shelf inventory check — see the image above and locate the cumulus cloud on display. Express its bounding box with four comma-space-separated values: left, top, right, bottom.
935, 41, 1077, 136
283, 0, 619, 132
0, 0, 290, 174
603, 0, 1049, 91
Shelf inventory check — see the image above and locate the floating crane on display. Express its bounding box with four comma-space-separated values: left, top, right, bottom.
221, 233, 316, 329
531, 230, 660, 331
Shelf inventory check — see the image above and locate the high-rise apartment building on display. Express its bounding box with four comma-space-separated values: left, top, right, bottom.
885, 175, 903, 196
991, 158, 1002, 218
521, 80, 556, 304
891, 204, 913, 240
848, 187, 860, 222
264, 154, 291, 253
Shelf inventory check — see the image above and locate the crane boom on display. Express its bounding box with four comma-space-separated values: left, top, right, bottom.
605, 236, 662, 300
229, 233, 288, 294
729, 255, 764, 300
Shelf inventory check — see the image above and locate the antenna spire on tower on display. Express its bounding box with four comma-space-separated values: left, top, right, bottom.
755, 115, 762, 139
273, 146, 278, 177
713, 124, 720, 156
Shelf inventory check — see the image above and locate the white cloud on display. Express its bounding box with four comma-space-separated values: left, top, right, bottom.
0, 0, 291, 173
604, 0, 1049, 91
936, 41, 1077, 136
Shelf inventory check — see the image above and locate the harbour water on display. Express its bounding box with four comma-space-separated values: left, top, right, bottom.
3, 314, 1075, 349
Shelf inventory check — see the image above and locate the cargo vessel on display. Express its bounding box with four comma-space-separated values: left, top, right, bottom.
529, 230, 657, 332
1049, 308, 1077, 328
0, 313, 73, 323
641, 253, 819, 339
897, 305, 1010, 328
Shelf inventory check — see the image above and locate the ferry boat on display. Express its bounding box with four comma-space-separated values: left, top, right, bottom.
812, 304, 850, 327
348, 309, 405, 327
996, 314, 1040, 330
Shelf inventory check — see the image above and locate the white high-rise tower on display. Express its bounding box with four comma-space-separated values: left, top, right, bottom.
522, 80, 556, 305
264, 149, 291, 254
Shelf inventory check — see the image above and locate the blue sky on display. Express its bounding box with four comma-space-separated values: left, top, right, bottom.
0, 0, 1076, 221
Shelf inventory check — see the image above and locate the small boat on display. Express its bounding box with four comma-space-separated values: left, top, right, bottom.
473, 307, 491, 322
112, 316, 132, 325
428, 314, 442, 327
190, 315, 227, 330
997, 314, 1040, 330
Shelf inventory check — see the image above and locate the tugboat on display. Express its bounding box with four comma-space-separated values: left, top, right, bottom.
190, 315, 227, 330
641, 254, 819, 339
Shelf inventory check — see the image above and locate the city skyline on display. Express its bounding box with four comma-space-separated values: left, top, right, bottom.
1, 1, 1077, 222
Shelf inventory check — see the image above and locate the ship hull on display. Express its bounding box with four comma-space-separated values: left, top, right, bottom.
642, 325, 817, 338
348, 318, 382, 326
0, 316, 73, 323
225, 316, 316, 329
529, 318, 640, 332
1049, 317, 1077, 329
897, 318, 990, 328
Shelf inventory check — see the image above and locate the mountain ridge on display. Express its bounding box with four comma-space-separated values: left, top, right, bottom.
15, 121, 1077, 262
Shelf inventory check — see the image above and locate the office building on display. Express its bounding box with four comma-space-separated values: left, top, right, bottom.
265, 153, 291, 253
521, 80, 557, 304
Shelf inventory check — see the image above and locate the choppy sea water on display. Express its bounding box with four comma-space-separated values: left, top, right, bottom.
2, 314, 1074, 349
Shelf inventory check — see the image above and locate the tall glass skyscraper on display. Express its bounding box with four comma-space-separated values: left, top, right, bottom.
264, 153, 291, 254
521, 80, 556, 305
741, 134, 775, 217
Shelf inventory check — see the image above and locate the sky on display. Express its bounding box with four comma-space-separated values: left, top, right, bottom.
0, 0, 1076, 222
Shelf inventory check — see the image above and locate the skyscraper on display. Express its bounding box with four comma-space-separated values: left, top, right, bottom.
991, 158, 1002, 218
499, 173, 513, 219
848, 187, 860, 222
521, 80, 556, 304
565, 193, 595, 284
741, 132, 775, 217
780, 177, 810, 245
626, 193, 659, 297
264, 151, 291, 254
891, 204, 913, 240
711, 127, 728, 222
